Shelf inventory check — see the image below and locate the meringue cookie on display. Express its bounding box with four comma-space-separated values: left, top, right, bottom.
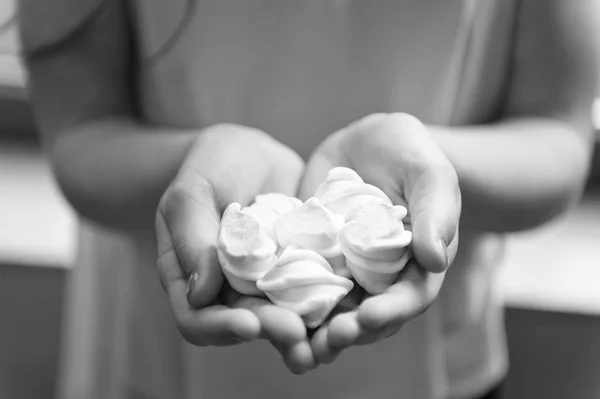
339, 203, 412, 294
254, 193, 303, 215
241, 204, 278, 242
315, 167, 392, 221
256, 247, 354, 328
275, 197, 349, 276
242, 193, 302, 242
217, 203, 278, 295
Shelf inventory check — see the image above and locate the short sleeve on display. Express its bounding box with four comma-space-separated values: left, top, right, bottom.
18, 0, 105, 55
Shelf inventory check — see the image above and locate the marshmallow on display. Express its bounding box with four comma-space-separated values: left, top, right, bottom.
315, 167, 392, 221
217, 203, 278, 295
242, 193, 302, 242
339, 203, 412, 294
257, 246, 354, 328
275, 197, 349, 276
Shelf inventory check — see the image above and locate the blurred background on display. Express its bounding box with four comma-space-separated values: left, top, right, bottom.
0, 1, 599, 398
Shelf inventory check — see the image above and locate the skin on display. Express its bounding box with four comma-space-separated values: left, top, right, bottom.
300, 0, 600, 364
20, 0, 315, 372
20, 0, 599, 375
299, 113, 460, 363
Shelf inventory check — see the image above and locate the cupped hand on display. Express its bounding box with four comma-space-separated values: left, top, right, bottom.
155, 124, 315, 374
300, 113, 461, 363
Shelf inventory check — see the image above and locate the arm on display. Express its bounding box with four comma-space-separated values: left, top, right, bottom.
21, 0, 313, 371
431, 0, 599, 233
21, 0, 196, 232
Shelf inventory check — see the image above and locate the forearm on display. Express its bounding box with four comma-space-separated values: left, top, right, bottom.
430, 117, 593, 232
49, 117, 197, 232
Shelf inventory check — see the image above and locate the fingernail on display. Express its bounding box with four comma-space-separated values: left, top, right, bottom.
438, 239, 449, 269
186, 272, 199, 299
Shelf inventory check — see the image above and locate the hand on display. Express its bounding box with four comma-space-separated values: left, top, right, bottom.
300, 113, 461, 363
155, 124, 315, 374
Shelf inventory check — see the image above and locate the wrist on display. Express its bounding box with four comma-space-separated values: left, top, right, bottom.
52, 117, 199, 232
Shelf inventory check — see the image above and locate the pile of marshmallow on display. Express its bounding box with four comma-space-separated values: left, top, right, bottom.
216, 167, 413, 328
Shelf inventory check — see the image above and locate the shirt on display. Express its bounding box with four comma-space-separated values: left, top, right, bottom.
56, 1, 518, 398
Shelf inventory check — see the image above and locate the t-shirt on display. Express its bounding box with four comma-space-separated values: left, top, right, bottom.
55, 1, 518, 398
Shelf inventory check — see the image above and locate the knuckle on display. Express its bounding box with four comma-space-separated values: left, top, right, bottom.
351, 113, 389, 139
202, 123, 268, 144
163, 170, 216, 220
202, 123, 237, 137
201, 124, 243, 144
171, 238, 193, 274
178, 325, 198, 345
176, 319, 207, 347
209, 123, 239, 131
361, 113, 389, 126
388, 112, 421, 125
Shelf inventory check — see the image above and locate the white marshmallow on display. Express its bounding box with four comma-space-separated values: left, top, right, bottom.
275, 197, 348, 276
339, 203, 412, 294
256, 247, 354, 328
242, 193, 302, 242
217, 203, 278, 295
315, 167, 392, 221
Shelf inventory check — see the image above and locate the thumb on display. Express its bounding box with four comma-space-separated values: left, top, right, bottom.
299, 129, 348, 201
408, 165, 461, 273
156, 168, 224, 308
259, 145, 305, 198
299, 151, 338, 201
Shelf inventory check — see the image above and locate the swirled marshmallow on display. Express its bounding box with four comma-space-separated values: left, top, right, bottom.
256, 247, 354, 328
217, 203, 277, 295
339, 203, 412, 294
275, 197, 349, 276
315, 167, 392, 221
242, 193, 303, 242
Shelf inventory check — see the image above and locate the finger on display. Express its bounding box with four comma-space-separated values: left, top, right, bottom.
327, 311, 362, 350
157, 168, 224, 308
283, 341, 317, 375
310, 323, 342, 364
156, 210, 185, 292
407, 164, 461, 273
354, 324, 403, 346
339, 114, 460, 273
357, 261, 445, 330
179, 307, 262, 346
336, 284, 367, 313
230, 294, 307, 347
225, 292, 316, 373
158, 212, 259, 347
310, 285, 365, 360
327, 311, 404, 351
168, 281, 261, 346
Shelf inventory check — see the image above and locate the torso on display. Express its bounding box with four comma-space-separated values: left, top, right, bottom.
131, 0, 514, 157
62, 1, 518, 398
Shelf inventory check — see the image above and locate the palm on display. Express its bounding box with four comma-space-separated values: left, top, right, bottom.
300, 113, 461, 362
156, 124, 315, 373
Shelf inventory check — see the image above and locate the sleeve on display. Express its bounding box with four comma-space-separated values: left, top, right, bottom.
18, 0, 105, 56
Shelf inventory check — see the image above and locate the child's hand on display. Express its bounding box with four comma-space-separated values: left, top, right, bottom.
155, 124, 315, 374
300, 113, 461, 363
